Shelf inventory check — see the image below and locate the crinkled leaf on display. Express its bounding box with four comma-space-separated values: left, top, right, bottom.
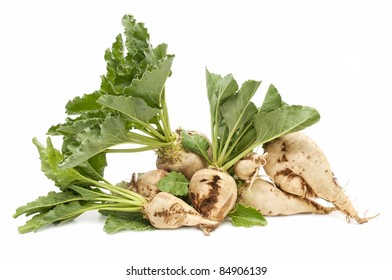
104, 212, 154, 234
33, 137, 62, 182
13, 191, 82, 218
122, 14, 150, 61
157, 171, 189, 196
104, 34, 137, 90
53, 132, 107, 184
66, 91, 103, 114
254, 105, 320, 144
123, 57, 174, 108
111, 33, 125, 61
33, 137, 91, 190
48, 110, 107, 136
49, 118, 103, 136
145, 43, 168, 66
228, 204, 267, 227
59, 115, 131, 168
104, 35, 124, 82
181, 130, 211, 163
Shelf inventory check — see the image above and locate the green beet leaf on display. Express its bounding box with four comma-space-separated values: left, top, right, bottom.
103, 212, 154, 234
258, 84, 285, 112
254, 105, 320, 144
73, 153, 107, 183
68, 185, 109, 200
157, 171, 189, 196
33, 137, 93, 190
33, 201, 95, 232
228, 204, 267, 227
66, 91, 103, 114
97, 96, 159, 126
18, 213, 47, 234
205, 69, 320, 171
59, 115, 132, 168
220, 80, 260, 135
122, 14, 150, 62
123, 57, 174, 108
18, 202, 92, 233
180, 130, 211, 163
49, 118, 104, 136
51, 15, 175, 170
13, 191, 83, 218
206, 70, 238, 119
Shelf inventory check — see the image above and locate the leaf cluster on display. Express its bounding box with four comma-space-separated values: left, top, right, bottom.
14, 16, 177, 234
182, 70, 320, 171
49, 15, 175, 170
13, 138, 148, 233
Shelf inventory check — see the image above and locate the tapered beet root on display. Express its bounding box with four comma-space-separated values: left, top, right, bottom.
238, 177, 336, 216
263, 132, 378, 223
143, 192, 218, 234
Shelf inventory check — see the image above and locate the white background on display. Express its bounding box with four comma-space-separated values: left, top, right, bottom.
1, 0, 391, 279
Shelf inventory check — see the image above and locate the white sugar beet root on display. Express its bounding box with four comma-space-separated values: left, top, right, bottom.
263, 132, 378, 223
136, 169, 168, 200
238, 177, 335, 216
156, 130, 210, 179
143, 192, 218, 234
189, 169, 237, 228
234, 152, 268, 181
